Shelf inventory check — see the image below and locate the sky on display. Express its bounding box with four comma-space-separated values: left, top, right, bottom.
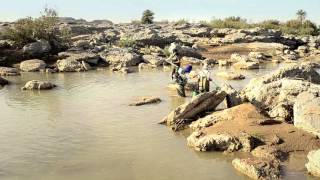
0, 0, 319, 24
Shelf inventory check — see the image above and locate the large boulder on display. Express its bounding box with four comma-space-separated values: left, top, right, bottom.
294, 92, 320, 136
232, 158, 281, 180
131, 28, 175, 47
101, 48, 142, 66
22, 39, 51, 55
242, 64, 320, 121
306, 149, 320, 177
220, 83, 243, 108
216, 71, 245, 80
21, 80, 56, 90
0, 77, 9, 86
0, 67, 20, 76
160, 90, 227, 131
20, 59, 46, 72
58, 51, 100, 65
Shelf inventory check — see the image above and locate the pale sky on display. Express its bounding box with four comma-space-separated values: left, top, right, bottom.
0, 0, 319, 24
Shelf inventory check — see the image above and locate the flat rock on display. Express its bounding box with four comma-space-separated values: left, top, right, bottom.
20, 59, 46, 72
129, 97, 161, 106
216, 72, 245, 80
251, 145, 286, 160
21, 80, 56, 90
0, 67, 20, 76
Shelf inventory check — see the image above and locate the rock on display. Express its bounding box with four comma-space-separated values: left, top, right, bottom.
138, 63, 156, 70
294, 92, 320, 136
220, 83, 243, 108
306, 149, 320, 177
230, 53, 250, 62
20, 59, 46, 72
102, 48, 141, 66
187, 132, 241, 152
81, 61, 92, 71
233, 60, 259, 69
242, 64, 320, 121
22, 39, 51, 55
58, 51, 100, 65
142, 55, 165, 67
129, 97, 161, 106
168, 43, 203, 59
167, 82, 198, 92
232, 158, 281, 180
73, 40, 90, 49
216, 72, 245, 80
187, 131, 256, 152
183, 27, 211, 37
21, 80, 56, 90
57, 59, 84, 72
248, 52, 269, 61
0, 67, 20, 76
180, 57, 203, 65
0, 77, 9, 86
160, 90, 227, 130
251, 145, 286, 160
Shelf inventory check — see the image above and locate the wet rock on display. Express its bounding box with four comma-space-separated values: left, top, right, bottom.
138, 63, 156, 70
20, 59, 46, 72
305, 149, 320, 177
22, 39, 51, 55
129, 97, 161, 106
230, 53, 250, 62
232, 158, 281, 180
81, 61, 92, 71
187, 132, 241, 152
0, 77, 9, 86
187, 131, 257, 152
248, 52, 269, 61
142, 55, 165, 67
21, 80, 56, 90
160, 90, 227, 130
216, 72, 245, 80
57, 58, 84, 72
0, 67, 20, 76
294, 92, 320, 136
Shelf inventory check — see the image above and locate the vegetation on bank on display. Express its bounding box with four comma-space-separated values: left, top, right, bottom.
1, 7, 70, 47
205, 9, 319, 36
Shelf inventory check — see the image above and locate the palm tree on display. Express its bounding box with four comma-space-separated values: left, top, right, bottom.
296, 9, 307, 24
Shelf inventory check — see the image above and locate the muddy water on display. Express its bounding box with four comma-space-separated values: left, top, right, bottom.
0, 64, 318, 180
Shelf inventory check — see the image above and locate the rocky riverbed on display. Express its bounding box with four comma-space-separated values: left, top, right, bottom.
1, 20, 320, 179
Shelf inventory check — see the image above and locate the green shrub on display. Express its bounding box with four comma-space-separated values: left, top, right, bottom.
141, 9, 154, 24
3, 7, 70, 47
175, 19, 189, 25
256, 20, 280, 29
118, 38, 137, 48
208, 16, 252, 29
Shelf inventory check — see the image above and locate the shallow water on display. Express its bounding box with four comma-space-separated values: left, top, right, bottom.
0, 64, 318, 180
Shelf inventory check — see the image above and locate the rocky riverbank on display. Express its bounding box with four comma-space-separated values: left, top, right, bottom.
1, 20, 320, 179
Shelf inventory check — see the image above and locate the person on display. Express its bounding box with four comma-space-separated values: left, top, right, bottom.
174, 64, 192, 97
194, 63, 211, 96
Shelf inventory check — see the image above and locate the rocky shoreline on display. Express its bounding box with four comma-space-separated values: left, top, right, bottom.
1, 20, 320, 179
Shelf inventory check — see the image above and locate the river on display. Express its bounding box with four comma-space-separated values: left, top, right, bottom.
0, 64, 318, 180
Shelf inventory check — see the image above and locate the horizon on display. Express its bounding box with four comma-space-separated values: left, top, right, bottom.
0, 0, 320, 25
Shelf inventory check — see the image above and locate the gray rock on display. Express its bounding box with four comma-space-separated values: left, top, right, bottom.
22, 39, 51, 55
216, 72, 245, 80
0, 67, 20, 76
102, 48, 141, 66
56, 59, 84, 72
142, 55, 165, 67
168, 43, 203, 59
20, 59, 46, 72
21, 80, 56, 90
294, 92, 320, 136
160, 90, 227, 130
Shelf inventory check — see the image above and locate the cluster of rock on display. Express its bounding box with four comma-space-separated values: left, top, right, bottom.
161, 64, 320, 179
